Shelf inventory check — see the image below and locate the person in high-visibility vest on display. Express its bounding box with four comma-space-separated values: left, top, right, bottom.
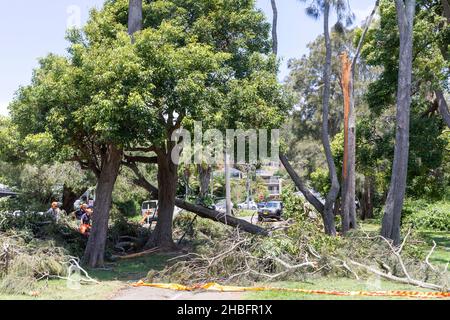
79, 206, 93, 236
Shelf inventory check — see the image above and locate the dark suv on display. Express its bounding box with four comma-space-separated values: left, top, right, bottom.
258, 201, 283, 221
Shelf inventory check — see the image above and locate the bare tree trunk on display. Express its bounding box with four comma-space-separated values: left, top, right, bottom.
146, 150, 178, 250
128, 0, 143, 38
83, 145, 123, 267
197, 164, 212, 199
341, 0, 380, 233
271, 0, 278, 55
436, 90, 450, 129
442, 0, 450, 21
340, 52, 351, 233
225, 153, 232, 216
322, 2, 338, 236
381, 0, 416, 245
361, 176, 374, 220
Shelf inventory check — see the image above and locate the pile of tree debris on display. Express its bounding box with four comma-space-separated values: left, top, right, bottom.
149, 220, 449, 292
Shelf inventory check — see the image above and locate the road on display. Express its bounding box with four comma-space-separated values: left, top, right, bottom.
112, 286, 243, 300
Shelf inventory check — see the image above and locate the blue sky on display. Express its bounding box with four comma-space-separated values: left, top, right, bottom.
0, 0, 375, 116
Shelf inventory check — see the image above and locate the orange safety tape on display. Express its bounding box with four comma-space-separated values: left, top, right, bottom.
132, 281, 450, 299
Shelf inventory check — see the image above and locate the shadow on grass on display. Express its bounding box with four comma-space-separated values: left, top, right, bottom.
87, 254, 171, 282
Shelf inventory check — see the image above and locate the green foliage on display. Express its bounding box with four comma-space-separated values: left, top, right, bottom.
403, 199, 450, 232
0, 162, 95, 212
310, 168, 330, 197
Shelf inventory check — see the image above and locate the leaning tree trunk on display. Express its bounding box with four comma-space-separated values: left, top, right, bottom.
321, 2, 338, 236
83, 145, 123, 267
146, 149, 178, 250
127, 162, 268, 236
271, 0, 278, 55
381, 0, 416, 245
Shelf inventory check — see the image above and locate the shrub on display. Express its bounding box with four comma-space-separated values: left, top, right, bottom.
403, 200, 450, 232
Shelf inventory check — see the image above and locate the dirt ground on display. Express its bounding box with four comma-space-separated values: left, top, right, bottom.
112, 285, 243, 300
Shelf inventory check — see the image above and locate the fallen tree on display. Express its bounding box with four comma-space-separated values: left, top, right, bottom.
125, 163, 269, 237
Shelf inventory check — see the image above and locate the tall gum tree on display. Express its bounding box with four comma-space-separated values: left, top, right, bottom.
381, 0, 416, 245
298, 0, 355, 235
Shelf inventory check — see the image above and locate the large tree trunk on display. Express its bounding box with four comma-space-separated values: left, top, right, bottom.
381, 0, 416, 245
360, 176, 374, 220
225, 153, 232, 216
341, 0, 380, 233
127, 163, 268, 236
83, 145, 123, 267
436, 90, 450, 129
340, 52, 358, 233
197, 164, 212, 199
61, 184, 78, 213
146, 150, 178, 250
321, 2, 338, 236
435, 1, 450, 128
271, 0, 278, 55
128, 0, 143, 37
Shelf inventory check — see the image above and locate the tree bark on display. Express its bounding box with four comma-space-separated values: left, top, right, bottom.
381, 0, 416, 245
442, 0, 450, 21
197, 164, 212, 199
128, 0, 143, 37
341, 0, 379, 233
62, 185, 78, 213
83, 145, 123, 267
271, 0, 278, 55
436, 90, 450, 129
340, 52, 351, 233
321, 2, 338, 236
145, 150, 178, 250
360, 176, 374, 220
225, 152, 232, 216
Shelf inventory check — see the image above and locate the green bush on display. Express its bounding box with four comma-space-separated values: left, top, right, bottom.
403, 200, 450, 232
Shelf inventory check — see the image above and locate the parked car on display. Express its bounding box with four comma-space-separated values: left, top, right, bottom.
237, 200, 258, 210
213, 199, 235, 216
141, 200, 182, 223
258, 201, 283, 221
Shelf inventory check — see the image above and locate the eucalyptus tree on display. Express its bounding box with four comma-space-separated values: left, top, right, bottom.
299, 0, 354, 235
381, 0, 416, 245
340, 0, 380, 233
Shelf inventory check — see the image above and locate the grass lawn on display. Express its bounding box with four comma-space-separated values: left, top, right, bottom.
236, 209, 257, 218
0, 254, 171, 300
245, 222, 449, 300
243, 277, 448, 300
1, 221, 447, 300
